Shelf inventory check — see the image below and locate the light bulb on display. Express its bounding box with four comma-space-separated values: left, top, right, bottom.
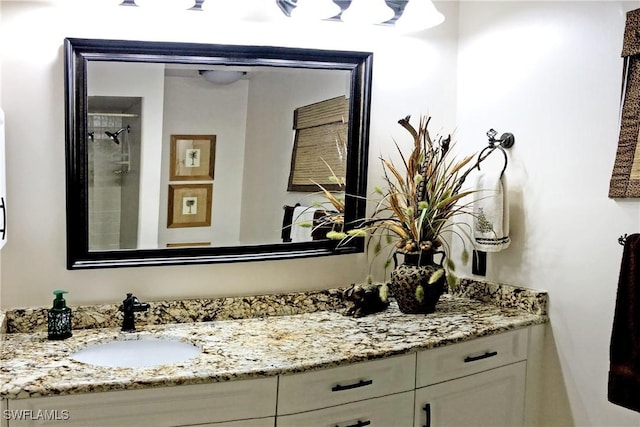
290, 0, 341, 20
395, 0, 445, 32
341, 0, 395, 25
201, 0, 286, 21
134, 0, 195, 11
199, 70, 247, 85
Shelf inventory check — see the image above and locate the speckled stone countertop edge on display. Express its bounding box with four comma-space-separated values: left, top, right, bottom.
3, 279, 547, 334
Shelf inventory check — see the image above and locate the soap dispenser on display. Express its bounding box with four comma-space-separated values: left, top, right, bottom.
48, 290, 72, 340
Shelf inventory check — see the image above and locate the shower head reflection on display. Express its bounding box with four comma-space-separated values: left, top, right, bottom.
105, 125, 130, 145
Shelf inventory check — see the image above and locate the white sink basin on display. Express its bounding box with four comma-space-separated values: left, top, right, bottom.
70, 337, 202, 368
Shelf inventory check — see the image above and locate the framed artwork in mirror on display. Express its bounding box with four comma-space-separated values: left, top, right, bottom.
167, 184, 213, 228
170, 135, 216, 181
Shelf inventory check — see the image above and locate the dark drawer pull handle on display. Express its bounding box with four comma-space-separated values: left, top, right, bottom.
464, 350, 498, 363
331, 379, 373, 392
335, 420, 371, 427
423, 403, 431, 427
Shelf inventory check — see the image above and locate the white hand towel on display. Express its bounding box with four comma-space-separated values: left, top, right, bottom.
291, 206, 317, 242
473, 170, 510, 252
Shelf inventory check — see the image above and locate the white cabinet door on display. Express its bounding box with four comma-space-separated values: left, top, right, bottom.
277, 391, 414, 427
414, 362, 526, 427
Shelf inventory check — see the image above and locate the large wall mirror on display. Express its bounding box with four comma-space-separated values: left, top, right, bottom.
64, 38, 372, 269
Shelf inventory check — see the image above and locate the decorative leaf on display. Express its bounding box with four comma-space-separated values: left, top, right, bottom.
379, 283, 389, 302
415, 284, 425, 302
326, 231, 347, 240
383, 159, 406, 187
347, 229, 367, 237
447, 271, 458, 290
374, 240, 382, 255
450, 154, 475, 175
310, 179, 345, 212
461, 249, 470, 265
446, 258, 456, 271
428, 268, 445, 284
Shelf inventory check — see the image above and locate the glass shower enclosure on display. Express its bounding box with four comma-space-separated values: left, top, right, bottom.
87, 96, 142, 251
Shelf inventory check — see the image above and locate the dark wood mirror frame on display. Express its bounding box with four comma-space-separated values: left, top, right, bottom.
64, 38, 372, 269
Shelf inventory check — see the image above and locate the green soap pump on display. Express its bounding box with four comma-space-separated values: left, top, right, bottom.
48, 290, 72, 340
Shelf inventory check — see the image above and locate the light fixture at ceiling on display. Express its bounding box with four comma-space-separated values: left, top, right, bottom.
340, 0, 395, 25
200, 0, 286, 21
131, 0, 195, 10
394, 0, 444, 32
200, 0, 242, 16
289, 0, 341, 20
199, 70, 247, 85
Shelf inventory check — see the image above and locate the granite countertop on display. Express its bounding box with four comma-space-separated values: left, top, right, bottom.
0, 280, 548, 400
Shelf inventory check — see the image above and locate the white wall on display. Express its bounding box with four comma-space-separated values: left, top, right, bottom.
241, 68, 350, 244
456, 1, 640, 425
0, 1, 459, 307
160, 75, 249, 247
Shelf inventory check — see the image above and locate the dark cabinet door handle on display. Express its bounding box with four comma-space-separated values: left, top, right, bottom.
331, 379, 373, 392
335, 420, 371, 427
423, 403, 431, 427
464, 350, 498, 363
0, 197, 6, 241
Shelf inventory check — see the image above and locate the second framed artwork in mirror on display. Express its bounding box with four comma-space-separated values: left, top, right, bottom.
167, 184, 213, 228
170, 134, 216, 181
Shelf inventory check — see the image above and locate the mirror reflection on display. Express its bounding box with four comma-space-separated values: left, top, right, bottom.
87, 62, 350, 251
65, 38, 372, 268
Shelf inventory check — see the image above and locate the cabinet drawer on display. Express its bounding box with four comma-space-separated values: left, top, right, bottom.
417, 328, 528, 387
277, 391, 414, 427
277, 353, 415, 415
7, 377, 277, 427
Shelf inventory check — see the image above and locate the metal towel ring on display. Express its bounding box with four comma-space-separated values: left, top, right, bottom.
476, 129, 515, 177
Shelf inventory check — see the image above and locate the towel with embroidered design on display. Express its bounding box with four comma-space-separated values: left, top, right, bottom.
472, 169, 510, 252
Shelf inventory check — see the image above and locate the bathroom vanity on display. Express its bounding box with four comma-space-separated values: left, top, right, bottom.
0, 280, 547, 426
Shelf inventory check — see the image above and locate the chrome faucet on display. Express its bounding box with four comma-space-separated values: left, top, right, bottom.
119, 293, 150, 332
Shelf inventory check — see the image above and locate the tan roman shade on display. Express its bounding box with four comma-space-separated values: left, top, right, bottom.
288, 96, 349, 192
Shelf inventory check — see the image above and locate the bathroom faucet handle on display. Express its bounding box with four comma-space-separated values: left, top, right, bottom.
119, 293, 149, 332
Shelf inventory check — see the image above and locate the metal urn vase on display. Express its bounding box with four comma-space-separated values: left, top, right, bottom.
389, 250, 447, 314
